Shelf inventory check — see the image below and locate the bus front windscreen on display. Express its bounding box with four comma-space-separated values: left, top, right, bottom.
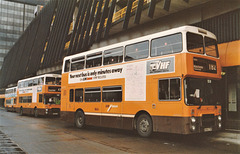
187, 32, 218, 58
184, 77, 221, 106
46, 77, 61, 85
44, 94, 61, 105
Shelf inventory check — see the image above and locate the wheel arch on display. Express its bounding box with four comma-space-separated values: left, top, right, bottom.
74, 108, 85, 123
134, 110, 152, 129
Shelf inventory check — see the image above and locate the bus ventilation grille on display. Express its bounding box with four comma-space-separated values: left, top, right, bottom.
201, 114, 215, 127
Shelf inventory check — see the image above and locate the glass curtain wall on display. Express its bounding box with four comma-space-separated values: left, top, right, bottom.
0, 0, 35, 69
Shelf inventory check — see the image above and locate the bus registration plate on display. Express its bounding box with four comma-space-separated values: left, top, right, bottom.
204, 127, 212, 132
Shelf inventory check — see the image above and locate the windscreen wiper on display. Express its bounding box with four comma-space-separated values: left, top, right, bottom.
197, 98, 203, 109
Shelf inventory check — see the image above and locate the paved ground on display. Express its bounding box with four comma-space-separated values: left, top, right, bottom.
0, 108, 239, 153
0, 130, 25, 153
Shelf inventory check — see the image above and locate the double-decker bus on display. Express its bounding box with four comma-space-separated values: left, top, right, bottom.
16, 74, 61, 117
61, 26, 222, 137
5, 87, 17, 112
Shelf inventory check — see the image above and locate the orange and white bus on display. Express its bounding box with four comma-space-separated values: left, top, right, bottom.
61, 26, 222, 137
16, 74, 61, 117
5, 87, 17, 112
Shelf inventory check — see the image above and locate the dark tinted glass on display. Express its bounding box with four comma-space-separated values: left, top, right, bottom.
205, 37, 218, 57
70, 89, 74, 102
187, 32, 204, 54
75, 88, 83, 102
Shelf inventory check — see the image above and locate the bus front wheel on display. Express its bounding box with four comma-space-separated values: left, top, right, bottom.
34, 108, 38, 118
75, 111, 85, 129
20, 108, 23, 116
136, 114, 153, 137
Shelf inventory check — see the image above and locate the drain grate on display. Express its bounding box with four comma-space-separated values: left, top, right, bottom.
0, 131, 26, 153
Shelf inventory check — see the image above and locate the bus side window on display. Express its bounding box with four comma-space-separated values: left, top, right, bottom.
102, 86, 122, 102
85, 87, 101, 102
70, 89, 74, 102
125, 41, 149, 61
151, 33, 182, 57
159, 80, 169, 100
75, 88, 83, 102
64, 60, 70, 72
33, 79, 38, 86
19, 97, 22, 103
86, 52, 102, 68
71, 56, 85, 71
38, 77, 44, 85
104, 47, 123, 65
28, 96, 32, 103
159, 78, 180, 100
28, 80, 33, 87
39, 94, 43, 103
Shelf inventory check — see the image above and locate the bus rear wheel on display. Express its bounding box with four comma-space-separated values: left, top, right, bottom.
20, 108, 23, 116
75, 111, 85, 129
34, 108, 38, 118
136, 114, 153, 137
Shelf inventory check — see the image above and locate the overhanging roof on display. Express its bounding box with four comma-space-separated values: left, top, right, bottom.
5, 0, 49, 5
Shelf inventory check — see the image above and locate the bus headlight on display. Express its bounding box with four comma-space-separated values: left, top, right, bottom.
218, 122, 222, 128
191, 117, 196, 123
45, 109, 48, 114
191, 125, 196, 131
218, 115, 221, 121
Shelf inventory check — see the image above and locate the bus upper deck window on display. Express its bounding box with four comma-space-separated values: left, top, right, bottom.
104, 47, 123, 65
38, 77, 44, 85
125, 41, 149, 61
71, 56, 85, 71
187, 32, 204, 54
33, 79, 38, 86
56, 77, 61, 85
151, 33, 182, 57
64, 60, 70, 72
86, 52, 102, 68
46, 77, 56, 85
205, 37, 218, 57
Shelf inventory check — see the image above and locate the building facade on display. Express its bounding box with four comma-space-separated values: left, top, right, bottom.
0, 0, 35, 69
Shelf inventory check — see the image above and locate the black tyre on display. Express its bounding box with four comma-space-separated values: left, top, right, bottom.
34, 108, 38, 118
20, 108, 23, 116
75, 111, 85, 128
136, 114, 153, 137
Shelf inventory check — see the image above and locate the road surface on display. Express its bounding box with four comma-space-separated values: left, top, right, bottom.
0, 109, 239, 153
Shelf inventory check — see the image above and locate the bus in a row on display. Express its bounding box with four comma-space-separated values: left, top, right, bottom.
5, 86, 17, 112
15, 74, 61, 117
4, 26, 222, 137
60, 26, 222, 137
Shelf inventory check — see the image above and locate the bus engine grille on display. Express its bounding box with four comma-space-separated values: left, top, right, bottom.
201, 114, 215, 127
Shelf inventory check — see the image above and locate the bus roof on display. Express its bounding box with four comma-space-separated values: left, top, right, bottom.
5, 86, 17, 91
63, 25, 216, 62
17, 74, 61, 83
